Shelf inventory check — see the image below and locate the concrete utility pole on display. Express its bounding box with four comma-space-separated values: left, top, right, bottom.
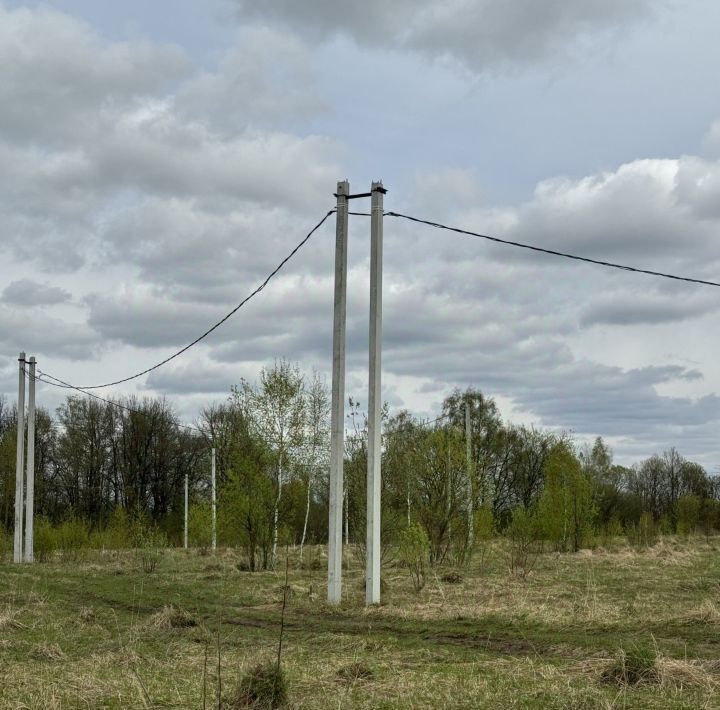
184, 473, 189, 549
13, 352, 26, 564
24, 356, 36, 563
328, 180, 349, 604
211, 447, 217, 551
465, 401, 474, 556
366, 181, 385, 605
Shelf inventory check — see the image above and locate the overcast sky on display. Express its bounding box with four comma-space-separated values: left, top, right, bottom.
2, 0, 720, 467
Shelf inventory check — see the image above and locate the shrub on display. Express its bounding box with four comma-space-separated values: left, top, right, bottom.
0, 527, 9, 560
33, 517, 56, 562
470, 505, 495, 569
228, 663, 288, 709
89, 508, 133, 550
506, 507, 542, 577
189, 502, 212, 551
626, 512, 658, 550
56, 517, 90, 561
676, 495, 701, 537
597, 517, 623, 549
134, 525, 167, 573
398, 522, 430, 593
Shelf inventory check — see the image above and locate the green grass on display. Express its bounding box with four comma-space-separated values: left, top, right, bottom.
0, 537, 719, 708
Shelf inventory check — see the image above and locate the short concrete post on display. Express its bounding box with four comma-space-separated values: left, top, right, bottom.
211, 447, 217, 551
465, 401, 474, 556
184, 473, 189, 549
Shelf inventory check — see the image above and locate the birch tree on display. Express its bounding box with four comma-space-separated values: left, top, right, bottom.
237, 360, 305, 567
299, 371, 329, 559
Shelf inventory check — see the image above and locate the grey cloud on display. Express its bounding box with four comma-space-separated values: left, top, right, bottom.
1, 279, 72, 306
233, 0, 655, 73
0, 306, 99, 360
0, 5, 190, 146
86, 292, 222, 349
174, 27, 326, 135
144, 362, 243, 395
579, 290, 720, 327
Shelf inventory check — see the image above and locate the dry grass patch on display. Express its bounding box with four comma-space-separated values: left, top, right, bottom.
29, 642, 65, 662
78, 605, 96, 623
683, 599, 720, 624
656, 657, 720, 691
0, 607, 27, 631
336, 661, 375, 683
146, 604, 197, 630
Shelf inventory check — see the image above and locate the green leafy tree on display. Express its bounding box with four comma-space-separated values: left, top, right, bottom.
538, 441, 595, 552
675, 494, 701, 536
222, 434, 275, 571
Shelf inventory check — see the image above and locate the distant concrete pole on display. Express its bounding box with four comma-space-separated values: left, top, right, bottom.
184, 473, 189, 549
465, 401, 474, 557
211, 447, 217, 551
24, 357, 36, 563
366, 181, 385, 605
328, 180, 349, 604
14, 352, 26, 564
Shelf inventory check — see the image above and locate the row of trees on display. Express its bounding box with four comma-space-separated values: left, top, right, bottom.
2, 359, 720, 567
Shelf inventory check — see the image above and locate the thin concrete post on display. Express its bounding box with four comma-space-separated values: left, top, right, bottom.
184, 473, 189, 549
465, 401, 474, 557
211, 447, 217, 551
24, 357, 36, 563
328, 180, 349, 604
13, 352, 26, 564
366, 181, 385, 605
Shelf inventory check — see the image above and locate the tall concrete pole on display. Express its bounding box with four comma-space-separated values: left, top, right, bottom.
184, 473, 189, 549
366, 181, 385, 605
13, 352, 26, 564
24, 357, 36, 563
211, 447, 217, 551
328, 180, 349, 604
465, 401, 474, 557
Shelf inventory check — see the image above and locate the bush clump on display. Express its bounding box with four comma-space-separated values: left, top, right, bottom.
506, 507, 541, 577
148, 605, 196, 630
602, 642, 659, 686
398, 522, 430, 593
228, 663, 287, 709
626, 512, 658, 550
336, 661, 374, 683
441, 571, 463, 584
33, 517, 56, 562
134, 524, 167, 573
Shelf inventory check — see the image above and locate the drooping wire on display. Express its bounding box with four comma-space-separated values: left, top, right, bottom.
385, 211, 720, 288
32, 367, 203, 434
47, 209, 336, 391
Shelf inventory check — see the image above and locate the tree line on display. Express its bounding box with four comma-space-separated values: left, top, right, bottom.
1, 359, 719, 566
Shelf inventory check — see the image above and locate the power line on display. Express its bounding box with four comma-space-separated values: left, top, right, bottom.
47, 209, 336, 391
345, 412, 452, 447
32, 368, 203, 434
385, 211, 720, 288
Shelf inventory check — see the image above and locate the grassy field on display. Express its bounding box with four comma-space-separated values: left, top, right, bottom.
1, 538, 719, 709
